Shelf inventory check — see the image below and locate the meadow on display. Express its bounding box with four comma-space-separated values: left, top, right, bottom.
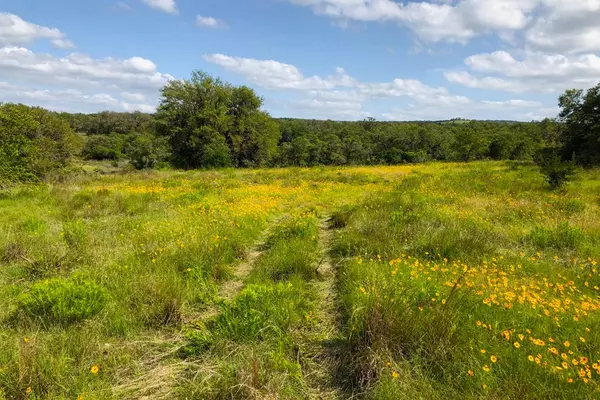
1, 161, 599, 399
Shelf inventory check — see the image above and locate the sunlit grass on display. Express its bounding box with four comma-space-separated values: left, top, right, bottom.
1, 161, 599, 398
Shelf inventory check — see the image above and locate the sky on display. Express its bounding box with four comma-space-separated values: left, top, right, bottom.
0, 0, 599, 121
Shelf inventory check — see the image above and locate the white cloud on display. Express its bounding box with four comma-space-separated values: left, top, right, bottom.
196, 15, 227, 29
0, 46, 172, 113
0, 81, 156, 113
203, 53, 338, 90
286, 0, 600, 52
204, 53, 465, 108
286, 0, 537, 44
447, 51, 600, 93
121, 92, 147, 102
0, 13, 74, 48
525, 1, 600, 54
141, 0, 177, 14
0, 47, 173, 91
205, 53, 516, 120
51, 39, 75, 49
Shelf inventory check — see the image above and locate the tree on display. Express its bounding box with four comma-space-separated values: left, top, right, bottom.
82, 134, 124, 160
156, 71, 280, 169
558, 84, 600, 166
0, 103, 80, 185
535, 148, 576, 190
128, 132, 170, 170
451, 126, 490, 162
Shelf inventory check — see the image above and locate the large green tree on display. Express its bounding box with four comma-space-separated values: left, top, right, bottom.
558, 84, 600, 166
0, 103, 80, 185
156, 71, 280, 168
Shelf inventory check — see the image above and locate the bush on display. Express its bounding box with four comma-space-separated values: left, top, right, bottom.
535, 148, 576, 189
0, 103, 80, 185
81, 134, 124, 160
15, 275, 108, 325
127, 132, 170, 170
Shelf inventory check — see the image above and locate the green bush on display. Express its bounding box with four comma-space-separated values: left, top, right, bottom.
15, 275, 108, 325
535, 148, 576, 189
0, 103, 80, 185
127, 132, 170, 170
81, 134, 124, 160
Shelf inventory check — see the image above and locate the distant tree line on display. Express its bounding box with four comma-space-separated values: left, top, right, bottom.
1, 71, 599, 185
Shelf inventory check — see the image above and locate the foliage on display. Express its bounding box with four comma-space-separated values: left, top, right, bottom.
81, 133, 125, 160
0, 103, 80, 185
535, 147, 577, 189
558, 83, 600, 166
15, 274, 108, 326
156, 71, 281, 168
127, 132, 170, 169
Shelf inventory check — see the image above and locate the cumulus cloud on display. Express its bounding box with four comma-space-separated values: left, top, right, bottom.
0, 46, 173, 113
0, 13, 74, 48
141, 0, 177, 14
286, 0, 600, 52
204, 52, 542, 120
0, 81, 156, 113
446, 51, 600, 93
196, 15, 227, 29
0, 47, 173, 91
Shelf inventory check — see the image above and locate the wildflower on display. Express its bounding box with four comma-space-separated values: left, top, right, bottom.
518, 334, 525, 341
482, 384, 487, 389
580, 357, 588, 365
90, 365, 100, 374
78, 395, 84, 400
564, 341, 571, 347
467, 370, 474, 377
392, 370, 399, 379
580, 337, 586, 343
567, 378, 574, 383
579, 369, 587, 377
528, 355, 535, 362
26, 387, 32, 394
490, 355, 498, 363
480, 349, 486, 354
514, 342, 521, 349
483, 365, 491, 372
562, 362, 569, 369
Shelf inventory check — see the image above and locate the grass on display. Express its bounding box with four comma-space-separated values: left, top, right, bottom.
1, 161, 599, 399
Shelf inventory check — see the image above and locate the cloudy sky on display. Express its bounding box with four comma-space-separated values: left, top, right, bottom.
1, 0, 600, 121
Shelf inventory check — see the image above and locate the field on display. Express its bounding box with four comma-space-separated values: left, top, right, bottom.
1, 161, 600, 399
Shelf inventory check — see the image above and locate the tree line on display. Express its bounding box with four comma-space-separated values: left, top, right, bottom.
1, 70, 599, 186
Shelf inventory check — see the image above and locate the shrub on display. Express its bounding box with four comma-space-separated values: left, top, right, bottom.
81, 134, 125, 160
127, 132, 170, 170
535, 148, 576, 189
0, 103, 80, 185
15, 275, 108, 325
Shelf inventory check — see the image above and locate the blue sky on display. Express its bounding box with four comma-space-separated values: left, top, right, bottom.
1, 0, 599, 121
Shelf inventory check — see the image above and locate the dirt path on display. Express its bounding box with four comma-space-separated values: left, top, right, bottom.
111, 219, 280, 399
302, 216, 344, 400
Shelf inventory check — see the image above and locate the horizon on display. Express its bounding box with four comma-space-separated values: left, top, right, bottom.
1, 1, 599, 122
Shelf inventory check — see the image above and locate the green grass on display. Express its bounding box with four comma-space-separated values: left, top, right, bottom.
1, 161, 600, 399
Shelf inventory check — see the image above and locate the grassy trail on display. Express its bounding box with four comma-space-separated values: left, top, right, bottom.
297, 216, 346, 400
112, 217, 289, 399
